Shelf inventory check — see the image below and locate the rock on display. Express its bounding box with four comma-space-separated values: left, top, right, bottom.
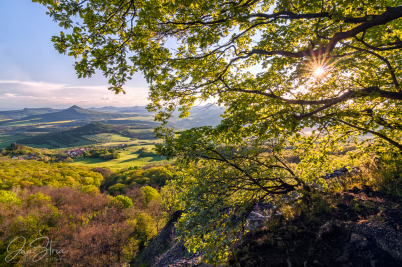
350, 233, 364, 243
316, 220, 345, 241
352, 221, 402, 261
313, 259, 324, 266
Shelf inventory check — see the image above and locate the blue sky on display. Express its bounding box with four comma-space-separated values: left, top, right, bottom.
0, 1, 149, 110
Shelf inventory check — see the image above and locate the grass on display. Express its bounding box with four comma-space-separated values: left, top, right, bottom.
128, 129, 154, 133
3, 120, 75, 127
68, 144, 173, 169
83, 133, 133, 142
111, 116, 155, 122
23, 139, 96, 149
0, 135, 25, 149
25, 143, 56, 149
329, 154, 402, 199
22, 132, 50, 136
69, 139, 96, 147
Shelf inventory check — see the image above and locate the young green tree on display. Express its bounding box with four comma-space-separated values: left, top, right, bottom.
37, 0, 402, 263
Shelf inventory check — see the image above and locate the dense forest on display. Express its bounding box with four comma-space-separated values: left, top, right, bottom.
0, 159, 179, 266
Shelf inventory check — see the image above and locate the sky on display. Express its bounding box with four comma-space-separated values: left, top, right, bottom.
0, 1, 150, 110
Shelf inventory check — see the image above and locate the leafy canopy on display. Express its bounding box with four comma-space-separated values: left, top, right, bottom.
37, 0, 402, 263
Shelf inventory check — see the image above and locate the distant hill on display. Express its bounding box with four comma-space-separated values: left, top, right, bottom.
18, 122, 156, 147
18, 122, 130, 147
0, 105, 130, 125
91, 105, 225, 128
168, 105, 224, 128
0, 107, 61, 120
88, 106, 149, 113
0, 105, 224, 129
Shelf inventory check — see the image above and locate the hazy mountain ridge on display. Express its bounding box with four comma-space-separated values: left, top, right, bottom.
0, 107, 61, 120
0, 105, 131, 125
69, 105, 224, 128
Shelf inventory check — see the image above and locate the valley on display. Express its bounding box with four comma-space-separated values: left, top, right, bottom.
0, 105, 222, 168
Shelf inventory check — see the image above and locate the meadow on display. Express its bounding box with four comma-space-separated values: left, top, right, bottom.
0, 134, 26, 149
83, 133, 133, 142
68, 142, 173, 169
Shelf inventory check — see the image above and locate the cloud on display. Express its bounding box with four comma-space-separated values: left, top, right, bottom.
0, 79, 150, 109
0, 80, 66, 90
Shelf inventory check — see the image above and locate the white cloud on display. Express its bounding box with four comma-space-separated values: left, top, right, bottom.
0, 79, 150, 109
0, 80, 66, 90
4, 93, 18, 97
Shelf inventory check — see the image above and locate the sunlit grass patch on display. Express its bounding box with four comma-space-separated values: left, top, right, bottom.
83, 133, 133, 142
68, 143, 172, 169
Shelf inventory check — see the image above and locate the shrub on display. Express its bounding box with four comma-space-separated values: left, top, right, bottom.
108, 183, 126, 195
80, 185, 100, 194
0, 191, 21, 204
140, 186, 161, 205
133, 213, 157, 247
115, 195, 133, 208
93, 167, 113, 179
137, 147, 158, 157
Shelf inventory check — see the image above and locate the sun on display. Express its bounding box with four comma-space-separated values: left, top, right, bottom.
302, 54, 336, 78
314, 66, 325, 76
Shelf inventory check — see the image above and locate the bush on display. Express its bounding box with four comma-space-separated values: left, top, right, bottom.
0, 191, 21, 204
137, 147, 158, 157
133, 213, 157, 247
93, 167, 113, 179
101, 164, 175, 191
108, 183, 126, 195
329, 154, 402, 198
80, 185, 100, 194
140, 186, 161, 205
114, 195, 133, 208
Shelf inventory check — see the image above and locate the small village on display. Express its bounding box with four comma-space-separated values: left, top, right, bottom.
63, 147, 91, 157
6, 143, 128, 162
63, 143, 127, 157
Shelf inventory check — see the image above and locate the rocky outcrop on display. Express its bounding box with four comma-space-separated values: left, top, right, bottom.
319, 166, 361, 180
315, 219, 402, 266
152, 240, 202, 267
352, 221, 402, 262
131, 211, 202, 267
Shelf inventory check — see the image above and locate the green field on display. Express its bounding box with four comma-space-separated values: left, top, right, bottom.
128, 129, 154, 133
68, 144, 172, 169
2, 120, 75, 127
0, 135, 25, 149
110, 116, 155, 122
83, 133, 133, 142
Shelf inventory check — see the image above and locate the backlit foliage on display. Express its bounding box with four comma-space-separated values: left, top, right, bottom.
36, 0, 402, 263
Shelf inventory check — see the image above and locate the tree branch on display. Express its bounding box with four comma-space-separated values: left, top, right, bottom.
338, 119, 402, 151
243, 7, 402, 58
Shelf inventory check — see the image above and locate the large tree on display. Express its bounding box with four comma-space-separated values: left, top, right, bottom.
37, 0, 402, 263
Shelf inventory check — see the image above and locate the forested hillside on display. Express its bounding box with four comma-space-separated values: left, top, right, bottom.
18, 122, 128, 146
0, 107, 60, 120
0, 159, 179, 266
